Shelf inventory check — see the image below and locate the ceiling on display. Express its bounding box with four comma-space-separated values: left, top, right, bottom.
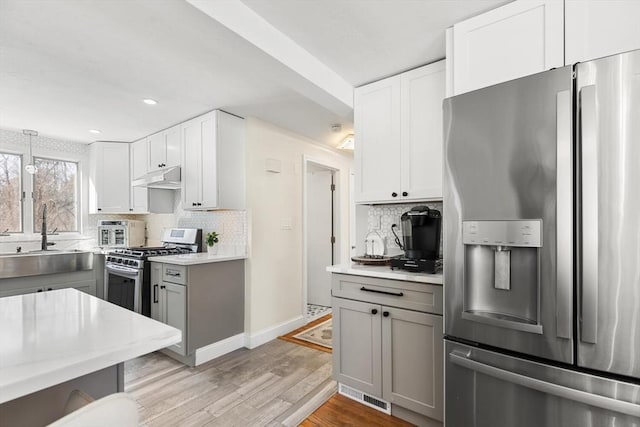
0, 0, 509, 147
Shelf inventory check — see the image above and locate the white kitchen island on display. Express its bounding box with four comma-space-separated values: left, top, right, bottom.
0, 288, 180, 426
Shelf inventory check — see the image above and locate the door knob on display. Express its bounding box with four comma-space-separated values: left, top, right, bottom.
371, 308, 378, 315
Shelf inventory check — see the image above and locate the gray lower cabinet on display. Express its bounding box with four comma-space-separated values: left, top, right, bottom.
150, 260, 244, 366
382, 306, 443, 419
333, 297, 382, 396
0, 270, 97, 298
332, 273, 443, 424
150, 264, 187, 356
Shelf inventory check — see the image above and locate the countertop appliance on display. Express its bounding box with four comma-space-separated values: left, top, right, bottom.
104, 228, 202, 316
97, 219, 145, 248
390, 206, 441, 273
443, 49, 640, 426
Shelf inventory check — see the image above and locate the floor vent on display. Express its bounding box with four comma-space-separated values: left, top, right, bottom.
338, 383, 391, 415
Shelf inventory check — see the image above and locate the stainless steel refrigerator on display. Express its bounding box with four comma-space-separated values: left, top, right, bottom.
443, 49, 640, 426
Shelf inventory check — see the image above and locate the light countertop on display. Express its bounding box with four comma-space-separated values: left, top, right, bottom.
327, 263, 443, 285
148, 252, 247, 265
0, 288, 180, 404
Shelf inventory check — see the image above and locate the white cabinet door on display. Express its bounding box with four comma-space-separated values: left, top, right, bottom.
90, 142, 130, 213
164, 124, 182, 168
130, 138, 148, 213
182, 117, 204, 209
199, 113, 218, 208
451, 0, 564, 95
150, 262, 162, 322
149, 125, 182, 171
400, 61, 445, 201
148, 132, 165, 170
354, 75, 401, 203
565, 0, 640, 64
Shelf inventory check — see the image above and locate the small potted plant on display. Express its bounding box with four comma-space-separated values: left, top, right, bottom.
206, 231, 219, 255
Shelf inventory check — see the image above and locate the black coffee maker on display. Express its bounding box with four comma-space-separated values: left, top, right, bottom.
390, 206, 442, 273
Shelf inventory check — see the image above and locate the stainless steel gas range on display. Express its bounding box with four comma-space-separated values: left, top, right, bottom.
104, 228, 202, 316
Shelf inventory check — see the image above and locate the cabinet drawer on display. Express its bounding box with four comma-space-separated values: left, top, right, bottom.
163, 264, 187, 285
331, 274, 442, 315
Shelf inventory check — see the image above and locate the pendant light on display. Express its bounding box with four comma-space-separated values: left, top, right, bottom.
23, 129, 38, 174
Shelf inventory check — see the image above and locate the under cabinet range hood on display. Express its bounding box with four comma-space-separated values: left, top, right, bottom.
132, 166, 181, 189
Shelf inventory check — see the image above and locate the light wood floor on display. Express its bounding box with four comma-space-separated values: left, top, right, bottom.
125, 339, 333, 426
125, 338, 413, 426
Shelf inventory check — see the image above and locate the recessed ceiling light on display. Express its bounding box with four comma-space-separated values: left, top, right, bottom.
89, 129, 101, 134
143, 99, 158, 105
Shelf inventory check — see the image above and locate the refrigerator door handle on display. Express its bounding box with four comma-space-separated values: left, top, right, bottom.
556, 90, 572, 339
580, 85, 598, 344
449, 350, 640, 417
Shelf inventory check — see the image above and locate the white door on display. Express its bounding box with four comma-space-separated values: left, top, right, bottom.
451, 0, 564, 95
565, 0, 640, 64
307, 166, 334, 307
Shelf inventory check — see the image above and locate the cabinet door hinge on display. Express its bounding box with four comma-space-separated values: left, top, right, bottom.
331, 236, 336, 244
330, 184, 336, 192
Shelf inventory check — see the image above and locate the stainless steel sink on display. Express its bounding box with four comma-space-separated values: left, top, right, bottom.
0, 250, 94, 279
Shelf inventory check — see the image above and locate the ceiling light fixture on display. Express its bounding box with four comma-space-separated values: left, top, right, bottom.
142, 98, 158, 105
89, 129, 101, 134
337, 134, 354, 150
23, 129, 38, 174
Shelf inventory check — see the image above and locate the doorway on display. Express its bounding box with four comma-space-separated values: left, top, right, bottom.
303, 158, 339, 320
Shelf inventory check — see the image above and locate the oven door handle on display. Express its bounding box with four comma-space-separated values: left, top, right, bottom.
449, 350, 640, 417
105, 264, 141, 278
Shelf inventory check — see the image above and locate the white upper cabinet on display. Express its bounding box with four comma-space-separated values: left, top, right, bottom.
354, 75, 402, 203
148, 124, 181, 170
89, 142, 131, 213
565, 0, 640, 64
181, 110, 245, 210
449, 0, 564, 95
400, 61, 445, 202
355, 60, 445, 204
130, 138, 148, 213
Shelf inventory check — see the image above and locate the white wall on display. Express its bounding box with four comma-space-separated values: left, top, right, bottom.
244, 118, 352, 336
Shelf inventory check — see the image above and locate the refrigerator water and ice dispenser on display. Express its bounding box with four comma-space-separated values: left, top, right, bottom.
462, 220, 543, 334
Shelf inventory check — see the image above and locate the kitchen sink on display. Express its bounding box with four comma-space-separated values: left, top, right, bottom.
0, 250, 94, 279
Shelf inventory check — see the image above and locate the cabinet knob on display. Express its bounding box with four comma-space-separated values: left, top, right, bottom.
129, 208, 133, 212
47, 287, 53, 291
391, 192, 398, 198
402, 191, 408, 197
97, 208, 102, 211
383, 311, 390, 317
197, 202, 202, 206
371, 308, 378, 315
37, 289, 43, 292
160, 285, 166, 289
192, 202, 196, 206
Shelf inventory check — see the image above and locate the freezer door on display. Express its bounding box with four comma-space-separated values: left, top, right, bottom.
576, 49, 640, 379
446, 340, 640, 427
443, 66, 574, 363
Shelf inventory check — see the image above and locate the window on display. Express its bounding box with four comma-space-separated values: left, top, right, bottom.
0, 152, 23, 232
33, 157, 78, 232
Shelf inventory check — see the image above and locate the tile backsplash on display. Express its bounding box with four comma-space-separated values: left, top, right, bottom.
367, 202, 443, 257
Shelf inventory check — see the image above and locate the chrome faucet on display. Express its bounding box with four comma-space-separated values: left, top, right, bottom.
41, 204, 55, 250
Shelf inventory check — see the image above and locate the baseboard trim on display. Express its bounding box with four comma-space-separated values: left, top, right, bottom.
194, 333, 245, 366
245, 315, 306, 349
